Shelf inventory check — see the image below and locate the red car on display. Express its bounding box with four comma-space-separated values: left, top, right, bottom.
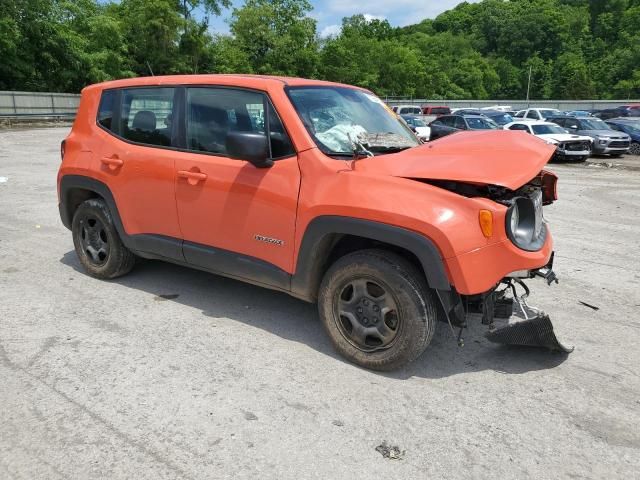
422, 106, 451, 116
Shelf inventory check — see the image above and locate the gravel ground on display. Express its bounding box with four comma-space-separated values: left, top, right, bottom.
1, 127, 639, 480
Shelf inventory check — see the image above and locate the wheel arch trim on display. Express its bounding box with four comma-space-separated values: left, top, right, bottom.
291, 216, 451, 301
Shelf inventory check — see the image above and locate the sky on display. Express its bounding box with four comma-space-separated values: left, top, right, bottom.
206, 1, 478, 37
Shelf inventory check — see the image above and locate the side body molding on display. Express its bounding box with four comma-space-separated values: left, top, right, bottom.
291, 216, 451, 301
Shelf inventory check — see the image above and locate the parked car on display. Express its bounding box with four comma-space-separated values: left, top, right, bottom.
564, 110, 592, 117
58, 74, 570, 370
400, 114, 430, 141
617, 104, 640, 117
595, 106, 640, 120
517, 108, 562, 121
480, 105, 512, 112
504, 121, 592, 162
429, 114, 499, 141
421, 105, 451, 116
547, 115, 631, 156
392, 104, 422, 115
454, 109, 514, 126
605, 118, 640, 155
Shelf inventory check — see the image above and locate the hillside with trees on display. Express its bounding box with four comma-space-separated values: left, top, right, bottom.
1, 0, 639, 99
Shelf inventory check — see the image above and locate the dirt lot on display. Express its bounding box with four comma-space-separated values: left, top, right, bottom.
1, 127, 639, 479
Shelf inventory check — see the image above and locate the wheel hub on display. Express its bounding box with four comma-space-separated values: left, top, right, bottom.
79, 216, 110, 266
335, 277, 400, 352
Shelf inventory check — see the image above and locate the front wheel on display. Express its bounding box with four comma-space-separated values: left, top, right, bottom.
629, 142, 640, 156
318, 249, 437, 371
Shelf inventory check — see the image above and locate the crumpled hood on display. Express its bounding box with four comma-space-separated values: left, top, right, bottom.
353, 130, 556, 190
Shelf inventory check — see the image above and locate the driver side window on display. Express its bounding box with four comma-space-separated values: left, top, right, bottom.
186, 87, 294, 159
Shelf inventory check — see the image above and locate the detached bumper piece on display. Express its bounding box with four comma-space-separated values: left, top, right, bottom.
486, 314, 573, 353
485, 277, 574, 353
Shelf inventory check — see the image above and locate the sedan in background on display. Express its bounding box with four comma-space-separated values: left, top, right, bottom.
504, 121, 592, 162
606, 118, 640, 155
547, 115, 630, 156
454, 109, 514, 126
429, 114, 499, 141
401, 114, 431, 141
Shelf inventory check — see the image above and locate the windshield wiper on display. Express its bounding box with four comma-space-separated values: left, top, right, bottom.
367, 145, 414, 153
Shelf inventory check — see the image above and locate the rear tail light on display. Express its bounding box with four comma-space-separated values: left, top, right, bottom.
60, 140, 66, 161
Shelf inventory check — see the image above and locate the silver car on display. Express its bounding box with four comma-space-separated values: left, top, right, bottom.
548, 116, 630, 156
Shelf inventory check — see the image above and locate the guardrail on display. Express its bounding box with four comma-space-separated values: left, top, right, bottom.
0, 91, 80, 117
385, 98, 640, 111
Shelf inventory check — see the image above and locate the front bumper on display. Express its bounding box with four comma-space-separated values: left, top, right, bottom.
555, 148, 591, 158
445, 229, 554, 295
593, 144, 630, 154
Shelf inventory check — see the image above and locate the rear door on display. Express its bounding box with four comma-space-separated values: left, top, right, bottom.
96, 86, 183, 260
173, 86, 300, 279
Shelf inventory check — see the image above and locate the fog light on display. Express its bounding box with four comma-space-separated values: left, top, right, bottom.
479, 210, 493, 238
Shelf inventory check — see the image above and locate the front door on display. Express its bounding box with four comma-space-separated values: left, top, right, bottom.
174, 87, 300, 286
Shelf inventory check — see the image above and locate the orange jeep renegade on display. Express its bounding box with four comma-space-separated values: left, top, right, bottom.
58, 75, 572, 370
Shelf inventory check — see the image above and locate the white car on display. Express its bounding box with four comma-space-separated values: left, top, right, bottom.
392, 104, 423, 115
481, 105, 512, 112
513, 108, 562, 121
400, 115, 431, 141
504, 121, 593, 161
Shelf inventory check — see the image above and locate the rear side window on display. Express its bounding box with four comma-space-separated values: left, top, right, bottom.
97, 90, 116, 130
454, 117, 466, 129
186, 87, 294, 159
119, 88, 175, 147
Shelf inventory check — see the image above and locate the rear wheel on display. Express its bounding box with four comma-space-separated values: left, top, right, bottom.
72, 199, 135, 279
318, 249, 437, 371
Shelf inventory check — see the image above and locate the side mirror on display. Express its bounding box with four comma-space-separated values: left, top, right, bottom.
226, 131, 273, 168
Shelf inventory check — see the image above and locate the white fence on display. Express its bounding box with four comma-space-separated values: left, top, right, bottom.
385, 98, 640, 111
1, 90, 638, 117
0, 91, 80, 117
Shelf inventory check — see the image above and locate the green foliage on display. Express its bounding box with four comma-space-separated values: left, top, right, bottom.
1, 0, 639, 100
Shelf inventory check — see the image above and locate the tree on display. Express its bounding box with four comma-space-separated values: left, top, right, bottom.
229, 0, 318, 77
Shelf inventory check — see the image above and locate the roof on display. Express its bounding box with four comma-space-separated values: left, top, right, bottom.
83, 74, 362, 93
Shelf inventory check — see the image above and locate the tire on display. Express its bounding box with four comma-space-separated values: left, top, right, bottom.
72, 198, 135, 279
318, 249, 437, 371
629, 142, 640, 156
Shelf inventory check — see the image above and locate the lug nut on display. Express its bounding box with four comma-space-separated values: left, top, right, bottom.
373, 305, 379, 312
363, 299, 369, 306
357, 307, 363, 313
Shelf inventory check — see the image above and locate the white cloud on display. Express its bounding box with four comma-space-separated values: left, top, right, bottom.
320, 24, 342, 38
363, 13, 386, 22
318, 1, 480, 25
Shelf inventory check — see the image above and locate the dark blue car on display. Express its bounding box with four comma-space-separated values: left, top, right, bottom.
606, 118, 640, 155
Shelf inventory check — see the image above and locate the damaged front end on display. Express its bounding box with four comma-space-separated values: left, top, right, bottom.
438, 256, 573, 353
436, 170, 573, 353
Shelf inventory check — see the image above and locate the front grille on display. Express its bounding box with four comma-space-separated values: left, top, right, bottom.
565, 141, 590, 151
609, 141, 630, 148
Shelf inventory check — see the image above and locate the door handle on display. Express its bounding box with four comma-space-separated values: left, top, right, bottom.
177, 170, 207, 185
101, 156, 123, 170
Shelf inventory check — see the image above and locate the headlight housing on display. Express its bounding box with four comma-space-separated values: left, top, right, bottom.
505, 190, 547, 251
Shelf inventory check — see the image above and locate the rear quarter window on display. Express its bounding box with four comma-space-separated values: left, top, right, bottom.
97, 90, 116, 130
119, 88, 175, 147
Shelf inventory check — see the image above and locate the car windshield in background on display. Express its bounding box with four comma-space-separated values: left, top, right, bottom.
580, 119, 611, 130
430, 108, 449, 115
540, 110, 560, 117
406, 117, 427, 127
487, 113, 513, 125
287, 87, 420, 155
619, 123, 640, 134
466, 117, 498, 129
532, 124, 568, 135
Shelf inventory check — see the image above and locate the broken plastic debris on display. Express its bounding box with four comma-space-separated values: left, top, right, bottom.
375, 441, 405, 460
578, 300, 599, 311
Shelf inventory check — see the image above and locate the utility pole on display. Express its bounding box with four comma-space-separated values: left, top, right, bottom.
526, 66, 532, 107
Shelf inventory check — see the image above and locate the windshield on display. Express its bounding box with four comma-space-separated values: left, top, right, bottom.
404, 117, 427, 127
540, 109, 560, 117
532, 124, 568, 135
617, 123, 640, 134
287, 87, 420, 155
579, 118, 611, 130
466, 117, 499, 129
487, 113, 513, 125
